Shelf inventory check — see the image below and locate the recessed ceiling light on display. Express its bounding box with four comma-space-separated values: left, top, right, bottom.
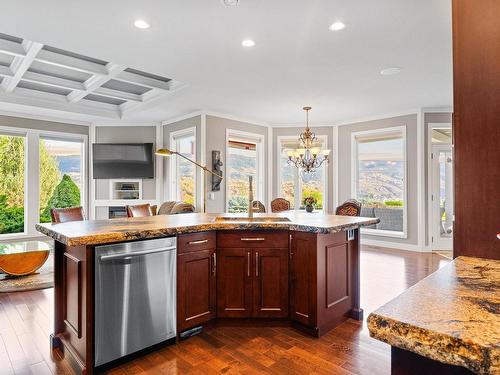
380, 67, 402, 75
241, 39, 255, 47
134, 19, 150, 29
222, 0, 239, 6
329, 22, 346, 31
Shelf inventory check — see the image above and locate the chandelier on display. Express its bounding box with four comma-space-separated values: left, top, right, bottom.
287, 107, 330, 173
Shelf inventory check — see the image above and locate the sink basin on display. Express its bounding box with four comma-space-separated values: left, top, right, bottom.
215, 216, 291, 223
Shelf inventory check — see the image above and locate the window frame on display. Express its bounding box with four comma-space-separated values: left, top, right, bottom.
0, 125, 88, 240
351, 126, 408, 239
168, 127, 197, 206
225, 129, 265, 213
276, 135, 328, 212
39, 132, 87, 220
0, 127, 28, 238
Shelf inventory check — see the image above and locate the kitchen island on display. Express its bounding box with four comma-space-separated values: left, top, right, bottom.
368, 256, 500, 375
36, 212, 378, 375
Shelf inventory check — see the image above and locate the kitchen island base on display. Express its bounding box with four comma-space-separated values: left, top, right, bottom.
36, 213, 378, 375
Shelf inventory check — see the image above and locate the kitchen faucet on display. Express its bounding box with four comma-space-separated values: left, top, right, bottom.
248, 175, 259, 218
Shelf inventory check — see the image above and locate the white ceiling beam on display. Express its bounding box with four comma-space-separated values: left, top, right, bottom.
35, 49, 108, 75
2, 40, 43, 93
93, 86, 142, 102
22, 71, 85, 91
67, 63, 126, 103
0, 87, 120, 119
0, 65, 13, 77
114, 70, 172, 91
120, 82, 187, 117
0, 39, 26, 57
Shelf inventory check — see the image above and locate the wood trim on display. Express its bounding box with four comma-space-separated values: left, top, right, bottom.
63, 252, 82, 338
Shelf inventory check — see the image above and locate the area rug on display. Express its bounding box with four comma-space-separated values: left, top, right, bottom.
0, 252, 54, 293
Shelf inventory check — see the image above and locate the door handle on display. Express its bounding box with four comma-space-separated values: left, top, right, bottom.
241, 237, 265, 242
247, 251, 250, 277
99, 246, 176, 261
212, 252, 217, 276
255, 252, 259, 277
187, 239, 208, 245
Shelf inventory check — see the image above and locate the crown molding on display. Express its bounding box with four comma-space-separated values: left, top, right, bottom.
0, 107, 91, 126
332, 108, 422, 127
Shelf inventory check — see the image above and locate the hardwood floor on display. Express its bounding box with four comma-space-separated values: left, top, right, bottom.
0, 246, 450, 375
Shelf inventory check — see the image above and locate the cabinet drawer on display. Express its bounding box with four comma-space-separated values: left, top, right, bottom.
178, 231, 216, 254
217, 230, 289, 249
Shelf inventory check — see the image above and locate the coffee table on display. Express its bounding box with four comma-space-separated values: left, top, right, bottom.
0, 241, 52, 276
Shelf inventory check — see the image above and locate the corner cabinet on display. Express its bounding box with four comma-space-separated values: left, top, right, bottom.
216, 231, 289, 319
290, 229, 362, 337
177, 232, 217, 332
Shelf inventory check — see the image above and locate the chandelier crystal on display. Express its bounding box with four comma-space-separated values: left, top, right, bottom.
287, 107, 330, 173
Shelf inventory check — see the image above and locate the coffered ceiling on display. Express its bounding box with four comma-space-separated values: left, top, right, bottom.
0, 33, 184, 119
0, 0, 452, 125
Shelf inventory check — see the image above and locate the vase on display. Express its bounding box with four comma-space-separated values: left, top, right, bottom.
305, 205, 314, 213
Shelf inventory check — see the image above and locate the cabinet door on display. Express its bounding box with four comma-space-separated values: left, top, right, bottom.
177, 249, 216, 332
290, 232, 316, 327
253, 248, 289, 318
217, 248, 253, 318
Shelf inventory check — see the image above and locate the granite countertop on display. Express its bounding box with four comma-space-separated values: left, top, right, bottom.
35, 212, 379, 247
368, 256, 500, 375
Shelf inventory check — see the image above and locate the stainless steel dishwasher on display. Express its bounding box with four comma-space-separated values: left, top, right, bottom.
94, 237, 176, 367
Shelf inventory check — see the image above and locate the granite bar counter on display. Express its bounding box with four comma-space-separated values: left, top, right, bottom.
368, 256, 500, 375
35, 211, 379, 247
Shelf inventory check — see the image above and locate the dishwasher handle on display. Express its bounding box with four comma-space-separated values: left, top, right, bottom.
99, 246, 176, 262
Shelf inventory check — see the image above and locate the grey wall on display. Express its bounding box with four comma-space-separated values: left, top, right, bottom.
206, 115, 269, 213
338, 114, 419, 246
0, 114, 88, 135
94, 126, 157, 200
163, 116, 202, 210
272, 126, 334, 213
424, 112, 452, 246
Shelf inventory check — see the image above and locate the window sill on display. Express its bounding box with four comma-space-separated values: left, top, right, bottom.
0, 232, 31, 241
361, 228, 407, 239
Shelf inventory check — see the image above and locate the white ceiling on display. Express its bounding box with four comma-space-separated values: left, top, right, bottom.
0, 0, 452, 125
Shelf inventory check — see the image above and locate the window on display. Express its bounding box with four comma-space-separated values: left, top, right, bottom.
278, 137, 327, 211
352, 127, 406, 237
0, 126, 86, 239
226, 131, 264, 213
170, 128, 196, 205
39, 137, 84, 223
0, 132, 26, 235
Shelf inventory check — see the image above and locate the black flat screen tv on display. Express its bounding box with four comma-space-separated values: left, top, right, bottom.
92, 143, 154, 179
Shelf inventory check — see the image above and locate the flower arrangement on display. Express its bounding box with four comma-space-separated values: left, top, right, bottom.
302, 196, 317, 212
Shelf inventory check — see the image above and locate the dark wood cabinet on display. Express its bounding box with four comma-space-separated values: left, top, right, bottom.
452, 0, 500, 260
177, 232, 217, 332
216, 248, 253, 317
290, 232, 316, 327
290, 230, 362, 337
253, 247, 289, 318
217, 231, 289, 319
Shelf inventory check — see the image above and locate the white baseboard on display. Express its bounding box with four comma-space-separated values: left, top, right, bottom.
361, 238, 430, 253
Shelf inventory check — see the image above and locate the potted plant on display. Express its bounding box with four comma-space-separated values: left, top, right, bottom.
303, 196, 317, 213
